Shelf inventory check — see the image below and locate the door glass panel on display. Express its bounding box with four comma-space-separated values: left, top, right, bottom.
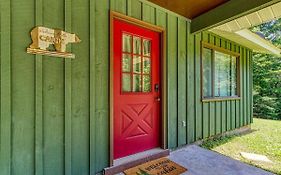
143, 39, 151, 57
122, 34, 132, 53
133, 36, 141, 55
143, 75, 151, 92
133, 74, 142, 92
143, 57, 151, 74
122, 54, 131, 72
133, 56, 141, 73
122, 73, 131, 92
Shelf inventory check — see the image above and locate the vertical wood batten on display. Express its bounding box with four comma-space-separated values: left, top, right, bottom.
127, 0, 131, 15
235, 45, 241, 128
155, 9, 168, 147
209, 34, 221, 134
249, 51, 253, 123
177, 18, 187, 146
167, 14, 178, 148
230, 44, 236, 130
226, 41, 231, 131
246, 49, 251, 125
195, 33, 202, 140
11, 0, 36, 173
34, 0, 44, 174
43, 0, 65, 173
185, 21, 190, 143
209, 34, 216, 136
242, 48, 245, 125
202, 32, 209, 138
0, 0, 11, 174
142, 4, 155, 24
187, 33, 195, 144
94, 0, 109, 171
0, 0, 1, 135
64, 0, 72, 174
129, 0, 142, 20
89, 0, 96, 173
110, 0, 126, 14
239, 47, 244, 126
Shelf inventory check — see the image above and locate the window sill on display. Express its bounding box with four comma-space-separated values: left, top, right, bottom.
202, 96, 241, 103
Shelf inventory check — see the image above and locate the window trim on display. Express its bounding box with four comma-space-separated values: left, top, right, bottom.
200, 41, 241, 102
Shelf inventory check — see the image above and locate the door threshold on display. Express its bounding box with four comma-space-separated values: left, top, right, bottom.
104, 148, 169, 175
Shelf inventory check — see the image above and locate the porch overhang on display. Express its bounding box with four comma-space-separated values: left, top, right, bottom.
191, 0, 281, 33
210, 1, 281, 56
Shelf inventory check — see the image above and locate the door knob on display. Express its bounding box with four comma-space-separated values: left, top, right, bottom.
155, 97, 161, 102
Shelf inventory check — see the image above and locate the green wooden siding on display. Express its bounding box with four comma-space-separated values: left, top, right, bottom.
0, 0, 253, 174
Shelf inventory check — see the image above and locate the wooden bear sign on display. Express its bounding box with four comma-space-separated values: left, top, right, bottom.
27, 26, 81, 58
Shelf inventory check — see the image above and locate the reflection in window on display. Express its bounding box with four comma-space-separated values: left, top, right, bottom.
133, 36, 141, 54
143, 39, 151, 56
121, 33, 152, 93
143, 75, 151, 92
143, 57, 151, 74
122, 74, 131, 92
133, 74, 142, 92
202, 46, 239, 99
133, 56, 141, 73
122, 34, 132, 53
202, 48, 212, 97
122, 54, 131, 72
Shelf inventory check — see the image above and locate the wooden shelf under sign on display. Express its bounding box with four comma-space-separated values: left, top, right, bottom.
27, 48, 75, 59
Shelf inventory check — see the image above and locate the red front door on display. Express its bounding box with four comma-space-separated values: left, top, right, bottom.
113, 19, 161, 159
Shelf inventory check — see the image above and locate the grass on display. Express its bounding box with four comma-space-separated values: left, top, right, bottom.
201, 118, 281, 175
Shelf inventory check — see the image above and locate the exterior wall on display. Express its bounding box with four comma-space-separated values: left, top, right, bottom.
0, 0, 253, 174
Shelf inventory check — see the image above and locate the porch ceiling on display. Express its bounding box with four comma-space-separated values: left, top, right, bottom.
147, 0, 229, 19
214, 2, 281, 32
210, 1, 281, 56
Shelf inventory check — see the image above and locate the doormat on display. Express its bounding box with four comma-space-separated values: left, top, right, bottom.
124, 157, 187, 175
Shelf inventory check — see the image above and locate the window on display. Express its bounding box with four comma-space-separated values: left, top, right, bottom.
121, 33, 152, 93
201, 43, 240, 100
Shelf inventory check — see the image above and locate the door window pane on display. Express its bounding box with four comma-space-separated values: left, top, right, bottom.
122, 54, 131, 72
133, 37, 141, 54
133, 74, 142, 92
143, 39, 151, 56
143, 75, 151, 92
122, 34, 132, 53
122, 74, 131, 92
133, 56, 142, 73
143, 57, 151, 74
202, 48, 212, 97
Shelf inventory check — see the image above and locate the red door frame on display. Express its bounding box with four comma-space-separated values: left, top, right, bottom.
110, 11, 167, 165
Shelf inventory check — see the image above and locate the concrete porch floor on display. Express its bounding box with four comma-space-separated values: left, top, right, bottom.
169, 145, 274, 175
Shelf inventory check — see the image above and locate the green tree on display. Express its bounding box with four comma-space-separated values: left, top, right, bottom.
251, 19, 281, 120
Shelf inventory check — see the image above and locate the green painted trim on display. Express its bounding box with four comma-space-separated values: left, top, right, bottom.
35, 0, 43, 174
177, 18, 187, 146
90, 0, 96, 173
64, 0, 72, 174
127, 0, 131, 15
191, 0, 281, 33
185, 21, 190, 143
0, 0, 11, 174
167, 14, 178, 148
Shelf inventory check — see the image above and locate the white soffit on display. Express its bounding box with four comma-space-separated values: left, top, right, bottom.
210, 29, 281, 55
215, 1, 281, 32
210, 1, 281, 56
